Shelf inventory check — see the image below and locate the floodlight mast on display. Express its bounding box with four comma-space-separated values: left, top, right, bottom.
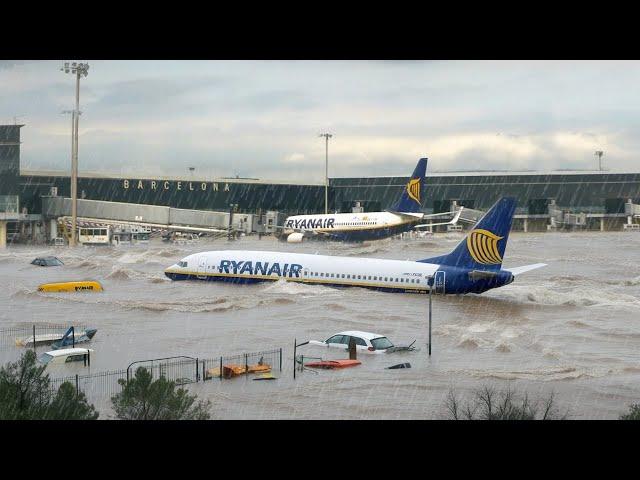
319, 133, 333, 214
60, 62, 89, 247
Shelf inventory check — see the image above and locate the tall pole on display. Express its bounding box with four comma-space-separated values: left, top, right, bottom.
428, 276, 433, 357
61, 62, 89, 247
70, 71, 80, 247
319, 133, 332, 214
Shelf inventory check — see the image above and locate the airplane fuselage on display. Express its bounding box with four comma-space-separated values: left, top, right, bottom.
283, 211, 423, 242
164, 250, 515, 295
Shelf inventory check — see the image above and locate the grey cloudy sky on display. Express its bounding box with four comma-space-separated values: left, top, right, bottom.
1, 60, 638, 181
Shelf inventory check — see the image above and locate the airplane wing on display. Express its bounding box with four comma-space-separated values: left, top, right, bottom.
503, 263, 547, 276
274, 225, 330, 237
414, 208, 463, 229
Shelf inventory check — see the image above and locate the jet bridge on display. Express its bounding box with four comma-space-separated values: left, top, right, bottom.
41, 196, 233, 237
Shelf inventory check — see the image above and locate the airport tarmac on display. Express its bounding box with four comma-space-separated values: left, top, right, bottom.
1, 232, 639, 419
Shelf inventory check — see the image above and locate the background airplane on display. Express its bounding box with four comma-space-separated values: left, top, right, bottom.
278, 158, 460, 243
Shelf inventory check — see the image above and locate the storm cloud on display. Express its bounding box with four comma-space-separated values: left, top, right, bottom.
2, 60, 639, 181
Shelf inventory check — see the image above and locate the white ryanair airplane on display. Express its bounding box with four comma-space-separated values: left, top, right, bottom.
165, 197, 546, 295
278, 158, 460, 243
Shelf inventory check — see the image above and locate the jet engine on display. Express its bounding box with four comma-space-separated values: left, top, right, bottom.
286, 232, 305, 243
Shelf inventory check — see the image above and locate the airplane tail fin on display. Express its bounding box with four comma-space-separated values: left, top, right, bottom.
390, 158, 427, 213
418, 197, 517, 271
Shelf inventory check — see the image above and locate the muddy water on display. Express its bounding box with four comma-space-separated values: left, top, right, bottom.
1, 232, 639, 419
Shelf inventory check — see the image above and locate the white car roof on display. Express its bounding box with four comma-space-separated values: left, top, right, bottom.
335, 331, 386, 340
43, 348, 93, 357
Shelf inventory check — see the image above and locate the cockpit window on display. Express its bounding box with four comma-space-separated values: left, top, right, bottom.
178, 261, 188, 267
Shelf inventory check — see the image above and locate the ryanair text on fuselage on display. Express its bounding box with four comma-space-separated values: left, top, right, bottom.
285, 218, 335, 229
218, 259, 303, 277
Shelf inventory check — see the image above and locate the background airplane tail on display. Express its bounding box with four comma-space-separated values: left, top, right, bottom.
418, 197, 517, 270
390, 158, 427, 213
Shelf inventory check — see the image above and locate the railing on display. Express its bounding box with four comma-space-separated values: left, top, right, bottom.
47, 347, 284, 407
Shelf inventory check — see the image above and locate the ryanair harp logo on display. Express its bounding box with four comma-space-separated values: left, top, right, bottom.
406, 178, 421, 203
467, 229, 504, 265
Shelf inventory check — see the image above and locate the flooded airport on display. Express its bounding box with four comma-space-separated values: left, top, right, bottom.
1, 231, 639, 419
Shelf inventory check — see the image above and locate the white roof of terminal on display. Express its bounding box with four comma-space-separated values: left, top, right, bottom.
20, 168, 640, 184
20, 169, 325, 186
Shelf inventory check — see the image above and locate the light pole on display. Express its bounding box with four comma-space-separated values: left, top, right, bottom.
428, 275, 433, 357
319, 133, 332, 214
595, 150, 604, 171
60, 62, 89, 247
61, 110, 82, 183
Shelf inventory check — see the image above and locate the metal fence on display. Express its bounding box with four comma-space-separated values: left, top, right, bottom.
48, 348, 284, 405
200, 348, 283, 381
50, 368, 127, 402
1, 324, 87, 348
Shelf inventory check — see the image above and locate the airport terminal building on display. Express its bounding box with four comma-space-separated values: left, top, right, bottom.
2, 124, 640, 245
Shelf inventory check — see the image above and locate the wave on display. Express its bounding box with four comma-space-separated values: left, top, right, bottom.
495, 342, 512, 353
17, 289, 298, 314
491, 284, 640, 309
261, 279, 337, 296
106, 267, 131, 280
457, 338, 480, 349
148, 277, 168, 284
462, 366, 600, 381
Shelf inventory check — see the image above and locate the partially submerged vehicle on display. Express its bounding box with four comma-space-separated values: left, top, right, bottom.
304, 359, 361, 369
51, 327, 98, 350
308, 330, 416, 354
38, 281, 103, 293
38, 347, 93, 366
15, 327, 97, 348
31, 256, 64, 267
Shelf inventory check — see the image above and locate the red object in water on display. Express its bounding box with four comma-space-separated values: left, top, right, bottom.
304, 359, 361, 369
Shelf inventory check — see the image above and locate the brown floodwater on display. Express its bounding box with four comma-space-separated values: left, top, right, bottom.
1, 231, 639, 419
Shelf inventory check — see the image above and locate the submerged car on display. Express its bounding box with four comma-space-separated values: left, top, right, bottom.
308, 330, 416, 354
38, 347, 93, 366
31, 256, 64, 267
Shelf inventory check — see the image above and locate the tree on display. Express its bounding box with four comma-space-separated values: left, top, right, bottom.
445, 385, 569, 420
111, 367, 211, 420
620, 404, 640, 420
47, 382, 99, 420
0, 350, 99, 420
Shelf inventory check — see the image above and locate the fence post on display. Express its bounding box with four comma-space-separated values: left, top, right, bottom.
279, 348, 282, 372
196, 358, 199, 382
202, 359, 206, 382
219, 356, 223, 381
32, 325, 36, 354
245, 353, 248, 373
75, 374, 79, 396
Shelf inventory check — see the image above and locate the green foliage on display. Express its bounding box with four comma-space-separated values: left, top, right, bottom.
619, 404, 640, 420
445, 385, 569, 420
47, 382, 99, 420
111, 367, 211, 420
0, 350, 99, 420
